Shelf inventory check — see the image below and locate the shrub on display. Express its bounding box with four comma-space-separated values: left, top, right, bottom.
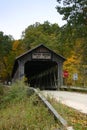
0, 80, 28, 108
0, 81, 60, 130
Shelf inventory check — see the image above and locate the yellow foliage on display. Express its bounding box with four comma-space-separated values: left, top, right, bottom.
12, 40, 25, 57
12, 40, 20, 50
63, 53, 81, 85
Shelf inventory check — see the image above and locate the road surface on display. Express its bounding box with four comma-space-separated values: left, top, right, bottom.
42, 91, 87, 114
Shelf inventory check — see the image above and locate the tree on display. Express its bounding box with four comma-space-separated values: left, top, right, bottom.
56, 0, 87, 86
56, 0, 87, 26
0, 31, 13, 81
22, 21, 60, 53
0, 32, 13, 57
56, 0, 87, 64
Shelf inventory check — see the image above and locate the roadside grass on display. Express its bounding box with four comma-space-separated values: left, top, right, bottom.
1, 81, 87, 130
0, 81, 61, 130
48, 97, 87, 130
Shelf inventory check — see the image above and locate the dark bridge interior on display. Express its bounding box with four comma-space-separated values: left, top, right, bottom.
24, 60, 58, 90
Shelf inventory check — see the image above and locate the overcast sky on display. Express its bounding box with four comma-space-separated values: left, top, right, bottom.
0, 0, 66, 39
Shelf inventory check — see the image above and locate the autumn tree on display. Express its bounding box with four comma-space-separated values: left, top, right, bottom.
56, 0, 87, 86
56, 0, 87, 64
0, 31, 13, 81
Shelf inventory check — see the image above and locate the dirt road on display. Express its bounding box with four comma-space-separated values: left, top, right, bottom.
43, 91, 87, 114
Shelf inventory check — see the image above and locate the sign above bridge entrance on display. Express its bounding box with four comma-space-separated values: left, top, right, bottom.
32, 52, 51, 60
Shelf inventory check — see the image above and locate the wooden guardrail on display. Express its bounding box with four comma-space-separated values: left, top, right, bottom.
28, 87, 74, 130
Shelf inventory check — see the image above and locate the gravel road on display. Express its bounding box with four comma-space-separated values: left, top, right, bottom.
42, 91, 87, 114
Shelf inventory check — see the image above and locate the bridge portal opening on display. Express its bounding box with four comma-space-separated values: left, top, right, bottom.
24, 60, 58, 90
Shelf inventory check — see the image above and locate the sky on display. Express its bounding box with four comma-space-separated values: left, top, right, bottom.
0, 0, 66, 39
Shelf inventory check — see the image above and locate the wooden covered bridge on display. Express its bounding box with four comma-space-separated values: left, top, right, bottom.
12, 44, 66, 90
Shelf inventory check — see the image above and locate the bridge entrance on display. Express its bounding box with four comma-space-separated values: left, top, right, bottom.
12, 44, 66, 90
25, 60, 57, 89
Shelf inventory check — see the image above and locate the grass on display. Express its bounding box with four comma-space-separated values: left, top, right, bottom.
0, 81, 61, 130
0, 81, 87, 130
48, 97, 87, 130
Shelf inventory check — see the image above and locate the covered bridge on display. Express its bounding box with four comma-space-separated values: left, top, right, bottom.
12, 44, 66, 90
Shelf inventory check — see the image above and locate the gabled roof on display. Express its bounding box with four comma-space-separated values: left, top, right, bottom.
16, 43, 66, 61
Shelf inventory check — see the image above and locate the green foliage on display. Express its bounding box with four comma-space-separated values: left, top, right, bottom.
0, 32, 14, 81
56, 0, 87, 65
56, 0, 87, 26
22, 21, 60, 53
0, 32, 13, 57
0, 81, 60, 130
56, 0, 87, 85
0, 81, 27, 108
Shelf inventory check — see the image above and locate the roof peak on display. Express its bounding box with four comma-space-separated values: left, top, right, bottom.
16, 43, 66, 60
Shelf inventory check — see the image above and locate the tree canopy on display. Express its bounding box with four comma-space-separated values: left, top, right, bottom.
0, 32, 14, 81
0, 1, 87, 86
22, 21, 60, 53
56, 0, 87, 26
56, 0, 87, 64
